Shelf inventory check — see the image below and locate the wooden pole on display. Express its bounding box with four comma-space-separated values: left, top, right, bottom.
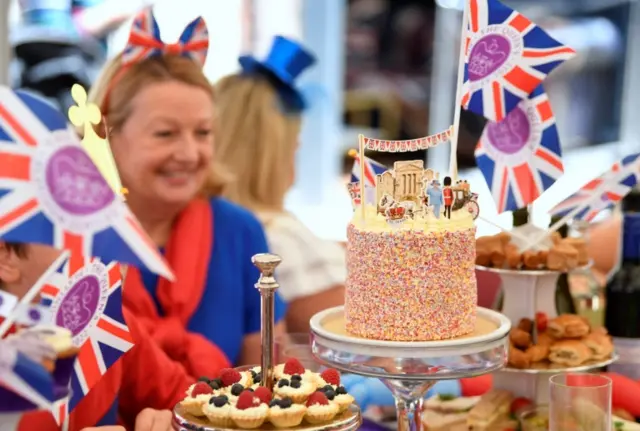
359, 134, 366, 223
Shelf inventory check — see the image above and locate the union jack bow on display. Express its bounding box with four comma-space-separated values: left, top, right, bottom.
549, 153, 640, 222
123, 8, 209, 67
461, 0, 575, 122
475, 85, 564, 213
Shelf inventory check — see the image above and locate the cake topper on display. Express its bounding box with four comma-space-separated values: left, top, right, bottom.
0, 86, 173, 280
68, 84, 126, 199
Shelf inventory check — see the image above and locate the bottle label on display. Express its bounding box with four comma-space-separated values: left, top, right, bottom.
622, 214, 640, 260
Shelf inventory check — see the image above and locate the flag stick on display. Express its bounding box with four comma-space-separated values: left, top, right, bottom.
448, 1, 470, 181
478, 215, 531, 244
358, 134, 366, 223
0, 251, 70, 338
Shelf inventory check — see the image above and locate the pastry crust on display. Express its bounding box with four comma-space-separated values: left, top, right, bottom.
517, 318, 533, 334
549, 340, 592, 367
525, 344, 549, 363
509, 328, 531, 349
508, 344, 530, 369
548, 315, 590, 339
536, 332, 555, 347
581, 333, 614, 360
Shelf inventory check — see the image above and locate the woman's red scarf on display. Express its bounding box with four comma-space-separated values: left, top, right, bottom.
122, 199, 230, 377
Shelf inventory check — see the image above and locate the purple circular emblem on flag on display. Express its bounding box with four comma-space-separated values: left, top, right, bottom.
45, 146, 115, 216
486, 107, 531, 154
28, 308, 41, 322
55, 275, 100, 336
468, 34, 511, 81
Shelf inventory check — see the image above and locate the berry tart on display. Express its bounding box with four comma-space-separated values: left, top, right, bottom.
181, 381, 215, 417
274, 358, 316, 383
269, 397, 307, 428
304, 391, 340, 424
219, 368, 253, 393
274, 374, 315, 403
230, 390, 269, 429
202, 394, 234, 427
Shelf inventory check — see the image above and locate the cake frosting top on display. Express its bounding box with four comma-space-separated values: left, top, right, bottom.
350, 205, 475, 233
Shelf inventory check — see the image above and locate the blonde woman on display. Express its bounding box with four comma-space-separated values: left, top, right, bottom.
215, 36, 345, 332
88, 9, 286, 373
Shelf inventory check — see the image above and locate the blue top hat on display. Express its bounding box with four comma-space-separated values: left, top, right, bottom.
239, 36, 316, 112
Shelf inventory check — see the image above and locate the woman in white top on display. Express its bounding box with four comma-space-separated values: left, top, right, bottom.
214, 36, 345, 332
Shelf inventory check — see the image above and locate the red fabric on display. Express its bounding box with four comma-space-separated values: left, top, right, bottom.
14, 309, 195, 430
443, 187, 453, 206
601, 372, 640, 417
121, 199, 231, 378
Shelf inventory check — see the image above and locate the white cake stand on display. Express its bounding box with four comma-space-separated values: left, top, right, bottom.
310, 306, 511, 431
477, 265, 617, 404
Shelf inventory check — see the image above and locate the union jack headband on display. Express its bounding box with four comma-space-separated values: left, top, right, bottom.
102, 8, 209, 110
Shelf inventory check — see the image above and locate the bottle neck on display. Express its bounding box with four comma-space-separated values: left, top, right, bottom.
621, 213, 640, 263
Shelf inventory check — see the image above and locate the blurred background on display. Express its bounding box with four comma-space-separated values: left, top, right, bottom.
2, 0, 639, 239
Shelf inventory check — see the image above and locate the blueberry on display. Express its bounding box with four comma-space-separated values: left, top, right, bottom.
209, 379, 222, 390
291, 375, 302, 382
290, 380, 302, 389
269, 399, 281, 408
247, 388, 254, 392
277, 379, 290, 388
197, 376, 210, 383
250, 370, 257, 380
321, 385, 333, 392
211, 396, 228, 407
231, 384, 244, 396
279, 397, 293, 409
254, 372, 262, 383
325, 390, 336, 400
336, 386, 347, 395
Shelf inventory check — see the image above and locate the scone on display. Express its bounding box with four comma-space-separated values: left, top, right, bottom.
305, 391, 339, 424
269, 397, 307, 428
181, 382, 215, 417
549, 340, 592, 367
548, 314, 590, 339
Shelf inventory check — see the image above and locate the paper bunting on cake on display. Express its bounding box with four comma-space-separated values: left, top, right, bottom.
37, 253, 133, 412
549, 153, 640, 222
475, 85, 564, 213
361, 126, 453, 152
461, 0, 575, 122
67, 85, 126, 198
0, 87, 173, 280
0, 337, 56, 411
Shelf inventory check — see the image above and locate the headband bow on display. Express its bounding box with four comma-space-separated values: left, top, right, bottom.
122, 8, 209, 67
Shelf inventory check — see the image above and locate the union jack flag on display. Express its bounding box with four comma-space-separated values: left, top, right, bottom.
38, 253, 133, 412
349, 153, 387, 207
475, 85, 563, 213
0, 340, 55, 411
123, 8, 209, 67
0, 87, 173, 280
461, 0, 575, 122
549, 153, 640, 222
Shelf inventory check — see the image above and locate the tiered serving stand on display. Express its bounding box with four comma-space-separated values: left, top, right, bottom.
172, 254, 362, 431
310, 306, 511, 431
480, 261, 617, 404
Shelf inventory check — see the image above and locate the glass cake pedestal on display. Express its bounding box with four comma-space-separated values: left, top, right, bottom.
477, 265, 617, 404
310, 306, 511, 431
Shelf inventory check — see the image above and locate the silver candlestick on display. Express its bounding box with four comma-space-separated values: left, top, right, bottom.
251, 253, 282, 391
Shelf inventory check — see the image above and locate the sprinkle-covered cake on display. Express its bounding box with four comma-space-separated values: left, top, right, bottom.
346, 162, 478, 341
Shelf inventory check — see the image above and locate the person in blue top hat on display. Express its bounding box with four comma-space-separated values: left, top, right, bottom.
215, 36, 347, 333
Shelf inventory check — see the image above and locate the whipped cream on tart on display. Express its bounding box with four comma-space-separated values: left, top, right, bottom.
274, 358, 316, 383
305, 391, 339, 424
230, 390, 269, 429
181, 382, 215, 417
274, 375, 316, 403
202, 394, 234, 427
269, 397, 307, 428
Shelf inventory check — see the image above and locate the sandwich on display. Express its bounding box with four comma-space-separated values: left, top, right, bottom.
424, 394, 480, 413
549, 340, 592, 367
466, 390, 513, 430
548, 314, 590, 339
422, 411, 467, 430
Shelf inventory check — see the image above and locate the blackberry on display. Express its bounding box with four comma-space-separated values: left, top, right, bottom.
231, 384, 244, 396
290, 380, 302, 389
291, 375, 302, 382
277, 379, 290, 388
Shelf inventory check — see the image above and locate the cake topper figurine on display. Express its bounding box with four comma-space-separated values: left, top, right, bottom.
426, 179, 444, 219
68, 84, 126, 199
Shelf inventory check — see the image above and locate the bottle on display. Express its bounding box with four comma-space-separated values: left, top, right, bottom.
553, 216, 578, 315
512, 207, 529, 228
605, 188, 640, 379
569, 220, 604, 327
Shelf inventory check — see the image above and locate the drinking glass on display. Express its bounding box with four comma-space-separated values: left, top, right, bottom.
549, 373, 612, 431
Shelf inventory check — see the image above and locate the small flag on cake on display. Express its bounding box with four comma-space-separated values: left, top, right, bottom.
348, 150, 387, 206
475, 85, 564, 213
549, 153, 640, 222
461, 0, 575, 122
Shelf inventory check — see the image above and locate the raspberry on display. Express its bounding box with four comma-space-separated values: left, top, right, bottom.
254, 386, 272, 405
320, 368, 340, 386
236, 390, 261, 410
306, 391, 329, 407
191, 382, 213, 397
219, 368, 242, 387
283, 358, 305, 376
